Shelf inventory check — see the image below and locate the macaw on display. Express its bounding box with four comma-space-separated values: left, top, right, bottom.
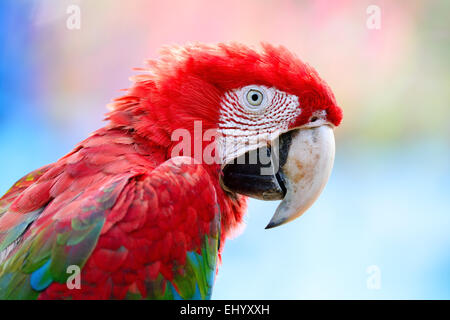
0, 43, 342, 299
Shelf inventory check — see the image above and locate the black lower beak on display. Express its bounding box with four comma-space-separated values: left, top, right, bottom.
219, 131, 293, 200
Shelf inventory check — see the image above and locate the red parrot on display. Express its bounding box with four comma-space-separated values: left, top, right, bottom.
0, 43, 342, 299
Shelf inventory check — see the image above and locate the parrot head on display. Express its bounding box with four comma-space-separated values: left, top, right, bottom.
108, 42, 342, 229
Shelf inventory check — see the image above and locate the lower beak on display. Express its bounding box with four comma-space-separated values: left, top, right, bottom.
220, 125, 335, 229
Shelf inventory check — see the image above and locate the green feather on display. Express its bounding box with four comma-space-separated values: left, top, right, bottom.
0, 176, 131, 299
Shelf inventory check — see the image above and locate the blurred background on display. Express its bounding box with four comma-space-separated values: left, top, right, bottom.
0, 0, 449, 299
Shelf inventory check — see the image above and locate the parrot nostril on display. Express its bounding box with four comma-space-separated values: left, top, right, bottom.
310, 116, 319, 122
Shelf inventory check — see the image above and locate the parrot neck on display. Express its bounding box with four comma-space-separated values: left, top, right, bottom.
100, 119, 248, 250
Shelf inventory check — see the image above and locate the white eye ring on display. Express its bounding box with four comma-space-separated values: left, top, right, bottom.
241, 86, 269, 112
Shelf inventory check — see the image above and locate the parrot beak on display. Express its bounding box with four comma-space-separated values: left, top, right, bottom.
265, 125, 335, 228
220, 124, 335, 229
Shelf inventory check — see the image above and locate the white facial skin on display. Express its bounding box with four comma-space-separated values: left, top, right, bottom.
217, 85, 301, 165
218, 84, 336, 228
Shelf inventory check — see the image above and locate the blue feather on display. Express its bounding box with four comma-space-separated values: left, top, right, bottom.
30, 259, 53, 291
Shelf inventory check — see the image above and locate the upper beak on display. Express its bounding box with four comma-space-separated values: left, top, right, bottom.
220, 124, 335, 229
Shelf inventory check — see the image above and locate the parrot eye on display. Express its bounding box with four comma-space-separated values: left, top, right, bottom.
241, 86, 270, 112
246, 89, 263, 106
234, 85, 273, 113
